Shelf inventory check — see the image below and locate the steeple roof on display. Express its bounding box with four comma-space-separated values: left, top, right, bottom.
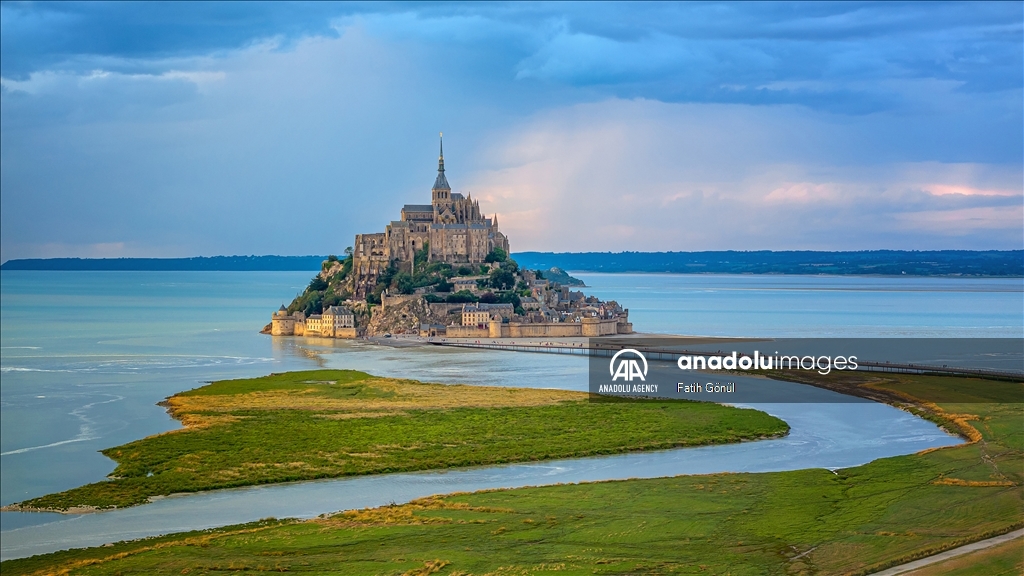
432, 132, 451, 191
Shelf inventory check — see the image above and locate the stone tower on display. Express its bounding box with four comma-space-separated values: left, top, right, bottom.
431, 133, 452, 211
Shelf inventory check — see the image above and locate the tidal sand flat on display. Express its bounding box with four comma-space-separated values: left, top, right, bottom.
4, 372, 1019, 575
8, 369, 787, 512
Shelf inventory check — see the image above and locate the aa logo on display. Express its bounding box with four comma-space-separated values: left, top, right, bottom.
609, 349, 648, 382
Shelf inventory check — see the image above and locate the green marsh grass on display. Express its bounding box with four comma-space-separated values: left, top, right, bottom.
4, 373, 1019, 575
16, 370, 788, 511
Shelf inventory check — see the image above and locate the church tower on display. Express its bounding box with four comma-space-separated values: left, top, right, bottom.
431, 133, 451, 206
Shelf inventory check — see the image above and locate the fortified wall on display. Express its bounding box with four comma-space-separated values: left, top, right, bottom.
446, 316, 627, 339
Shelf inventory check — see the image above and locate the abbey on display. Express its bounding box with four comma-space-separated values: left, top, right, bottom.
352, 136, 510, 299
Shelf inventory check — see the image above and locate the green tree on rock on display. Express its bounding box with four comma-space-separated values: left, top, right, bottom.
485, 247, 507, 263
489, 267, 515, 290
445, 290, 478, 303
394, 272, 416, 295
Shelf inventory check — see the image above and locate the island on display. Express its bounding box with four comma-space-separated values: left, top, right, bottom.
264, 136, 632, 339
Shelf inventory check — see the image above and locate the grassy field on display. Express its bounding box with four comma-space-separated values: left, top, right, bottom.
11, 370, 787, 511
3, 372, 1020, 575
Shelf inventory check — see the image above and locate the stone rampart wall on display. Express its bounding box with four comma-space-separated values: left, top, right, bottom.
446, 325, 490, 338
581, 318, 619, 337
505, 322, 583, 338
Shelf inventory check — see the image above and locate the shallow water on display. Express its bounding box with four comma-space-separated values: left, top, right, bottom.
1, 270, 1018, 559
1, 386, 958, 560
576, 273, 1023, 337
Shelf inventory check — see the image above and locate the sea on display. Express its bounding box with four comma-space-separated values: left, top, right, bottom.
0, 270, 1021, 558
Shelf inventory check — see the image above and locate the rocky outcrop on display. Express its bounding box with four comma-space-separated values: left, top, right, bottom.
366, 297, 457, 336
320, 260, 346, 283
543, 267, 585, 286
346, 301, 373, 334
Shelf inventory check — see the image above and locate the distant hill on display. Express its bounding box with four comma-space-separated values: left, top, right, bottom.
512, 250, 1024, 277
0, 255, 327, 271
4, 251, 1021, 276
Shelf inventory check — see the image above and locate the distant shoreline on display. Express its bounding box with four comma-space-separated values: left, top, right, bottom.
0, 255, 328, 271
2, 250, 1022, 276
567, 271, 1024, 279
515, 250, 1024, 277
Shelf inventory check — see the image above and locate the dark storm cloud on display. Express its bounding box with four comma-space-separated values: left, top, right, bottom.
5, 2, 1020, 107
0, 2, 1020, 259
0, 1, 351, 78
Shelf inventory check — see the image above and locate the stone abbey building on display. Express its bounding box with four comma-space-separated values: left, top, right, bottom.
352, 136, 510, 298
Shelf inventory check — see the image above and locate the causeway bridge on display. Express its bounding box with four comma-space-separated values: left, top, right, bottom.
428, 340, 1023, 381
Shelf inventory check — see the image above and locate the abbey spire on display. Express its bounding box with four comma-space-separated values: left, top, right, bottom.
432, 132, 450, 192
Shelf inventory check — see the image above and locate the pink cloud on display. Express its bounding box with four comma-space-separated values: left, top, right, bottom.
459, 99, 1022, 250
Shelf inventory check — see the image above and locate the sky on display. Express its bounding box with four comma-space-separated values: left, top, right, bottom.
1, 1, 1021, 260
